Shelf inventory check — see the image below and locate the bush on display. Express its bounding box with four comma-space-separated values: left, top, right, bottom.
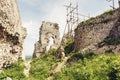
67, 52, 96, 66
29, 49, 62, 80
78, 17, 95, 27
64, 39, 74, 55
53, 54, 120, 80
103, 9, 115, 15
0, 59, 27, 80
103, 37, 120, 45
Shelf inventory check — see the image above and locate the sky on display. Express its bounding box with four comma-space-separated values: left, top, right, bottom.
17, 0, 119, 56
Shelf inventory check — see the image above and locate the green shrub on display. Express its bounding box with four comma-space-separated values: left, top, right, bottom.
77, 9, 115, 28
53, 54, 120, 80
105, 49, 114, 54
29, 49, 62, 80
64, 39, 74, 55
103, 9, 115, 15
103, 37, 120, 45
0, 59, 27, 80
78, 17, 95, 27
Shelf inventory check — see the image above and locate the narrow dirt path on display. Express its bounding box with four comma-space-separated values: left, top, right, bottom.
47, 57, 70, 80
23, 60, 31, 77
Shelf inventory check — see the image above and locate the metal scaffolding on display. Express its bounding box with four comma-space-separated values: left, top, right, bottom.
64, 1, 89, 38
106, 0, 115, 9
64, 2, 78, 37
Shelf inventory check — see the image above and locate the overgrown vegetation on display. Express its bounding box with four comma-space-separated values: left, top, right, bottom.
0, 59, 27, 80
29, 36, 120, 80
3, 46, 119, 80
77, 9, 115, 28
63, 39, 74, 55
53, 53, 120, 80
2, 37, 119, 80
29, 49, 62, 80
78, 17, 95, 27
103, 37, 120, 45
103, 9, 115, 15
67, 52, 95, 64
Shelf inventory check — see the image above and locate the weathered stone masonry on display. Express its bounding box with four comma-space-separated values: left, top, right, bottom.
75, 8, 120, 54
0, 0, 26, 68
33, 21, 60, 58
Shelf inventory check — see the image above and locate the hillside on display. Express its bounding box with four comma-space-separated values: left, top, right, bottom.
1, 0, 120, 80
29, 8, 120, 80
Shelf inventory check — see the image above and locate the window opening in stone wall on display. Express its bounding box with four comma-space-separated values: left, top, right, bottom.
46, 37, 54, 51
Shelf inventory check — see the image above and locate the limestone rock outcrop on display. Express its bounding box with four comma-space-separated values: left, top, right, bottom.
33, 21, 60, 58
0, 0, 26, 69
75, 8, 120, 54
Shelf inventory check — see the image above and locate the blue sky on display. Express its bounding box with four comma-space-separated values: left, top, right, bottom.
17, 0, 119, 56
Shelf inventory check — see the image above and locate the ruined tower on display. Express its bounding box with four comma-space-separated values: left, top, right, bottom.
33, 21, 60, 58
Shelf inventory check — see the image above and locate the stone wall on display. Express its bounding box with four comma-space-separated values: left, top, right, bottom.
0, 0, 26, 69
75, 8, 120, 54
33, 21, 60, 58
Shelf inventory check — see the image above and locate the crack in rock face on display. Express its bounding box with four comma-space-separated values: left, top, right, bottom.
33, 21, 60, 58
0, 0, 27, 69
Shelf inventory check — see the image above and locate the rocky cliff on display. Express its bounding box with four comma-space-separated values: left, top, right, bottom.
75, 8, 120, 54
0, 0, 26, 69
33, 21, 60, 58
